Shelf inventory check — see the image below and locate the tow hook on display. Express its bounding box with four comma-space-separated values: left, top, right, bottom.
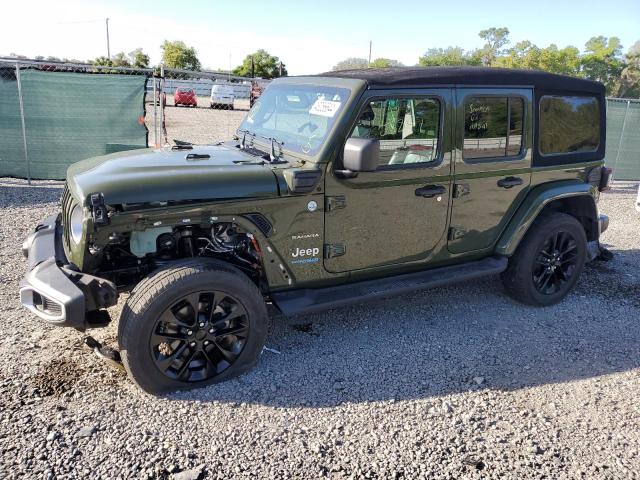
84, 336, 124, 371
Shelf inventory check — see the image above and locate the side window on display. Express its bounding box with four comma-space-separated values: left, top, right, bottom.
539, 96, 600, 155
350, 97, 440, 167
463, 96, 524, 160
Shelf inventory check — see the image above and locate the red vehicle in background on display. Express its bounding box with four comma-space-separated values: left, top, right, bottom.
174, 88, 197, 107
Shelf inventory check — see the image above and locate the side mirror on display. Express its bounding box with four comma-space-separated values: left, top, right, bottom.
338, 138, 379, 177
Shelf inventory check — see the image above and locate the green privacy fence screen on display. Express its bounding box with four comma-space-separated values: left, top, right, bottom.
0, 67, 148, 179
605, 98, 640, 181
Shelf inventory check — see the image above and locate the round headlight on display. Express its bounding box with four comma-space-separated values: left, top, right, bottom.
69, 204, 84, 244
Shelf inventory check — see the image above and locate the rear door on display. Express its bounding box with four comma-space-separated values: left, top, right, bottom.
448, 88, 533, 254
324, 88, 453, 273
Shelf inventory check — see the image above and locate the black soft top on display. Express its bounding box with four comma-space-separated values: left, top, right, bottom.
321, 67, 604, 94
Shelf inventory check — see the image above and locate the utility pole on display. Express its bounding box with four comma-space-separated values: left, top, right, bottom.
368, 40, 372, 66
105, 18, 111, 59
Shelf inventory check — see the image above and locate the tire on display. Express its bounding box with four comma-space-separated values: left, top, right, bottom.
501, 213, 587, 306
118, 259, 269, 394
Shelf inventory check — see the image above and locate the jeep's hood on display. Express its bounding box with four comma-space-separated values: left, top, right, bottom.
67, 145, 284, 206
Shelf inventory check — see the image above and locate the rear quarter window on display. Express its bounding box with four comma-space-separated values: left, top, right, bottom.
539, 96, 600, 155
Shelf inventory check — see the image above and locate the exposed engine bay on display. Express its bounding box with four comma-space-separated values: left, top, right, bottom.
97, 223, 262, 289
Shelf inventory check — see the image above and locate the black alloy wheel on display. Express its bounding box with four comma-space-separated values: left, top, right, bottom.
150, 291, 249, 382
532, 230, 579, 295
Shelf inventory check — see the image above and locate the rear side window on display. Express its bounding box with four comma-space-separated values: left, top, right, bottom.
539, 96, 600, 155
463, 96, 524, 160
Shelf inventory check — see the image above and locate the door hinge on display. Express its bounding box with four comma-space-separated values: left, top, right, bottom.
452, 183, 470, 198
448, 227, 467, 241
324, 243, 346, 259
325, 195, 346, 212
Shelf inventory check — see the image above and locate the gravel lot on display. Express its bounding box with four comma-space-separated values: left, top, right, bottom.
146, 98, 249, 147
0, 179, 639, 479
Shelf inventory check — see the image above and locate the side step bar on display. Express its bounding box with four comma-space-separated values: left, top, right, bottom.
271, 256, 508, 317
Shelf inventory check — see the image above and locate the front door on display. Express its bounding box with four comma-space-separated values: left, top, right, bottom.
448, 88, 533, 254
324, 89, 452, 273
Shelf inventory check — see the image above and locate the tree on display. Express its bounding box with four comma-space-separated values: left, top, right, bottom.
580, 36, 624, 94
369, 58, 404, 68
161, 40, 201, 70
233, 50, 287, 79
618, 41, 640, 98
478, 27, 510, 66
93, 56, 113, 67
111, 52, 131, 67
332, 57, 369, 70
419, 47, 481, 66
129, 48, 150, 68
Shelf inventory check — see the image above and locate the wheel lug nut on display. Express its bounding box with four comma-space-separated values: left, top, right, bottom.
204, 340, 209, 346
209, 328, 214, 334
190, 341, 196, 347
199, 322, 205, 328
187, 330, 193, 335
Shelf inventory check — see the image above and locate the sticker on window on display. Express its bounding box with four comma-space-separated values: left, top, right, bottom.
309, 99, 341, 118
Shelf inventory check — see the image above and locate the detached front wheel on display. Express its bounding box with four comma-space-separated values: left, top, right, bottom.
501, 213, 587, 306
118, 259, 269, 394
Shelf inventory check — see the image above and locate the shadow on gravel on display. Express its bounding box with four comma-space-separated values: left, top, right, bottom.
0, 182, 63, 207
173, 248, 640, 408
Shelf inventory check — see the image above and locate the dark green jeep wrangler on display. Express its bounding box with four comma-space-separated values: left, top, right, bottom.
20, 67, 611, 393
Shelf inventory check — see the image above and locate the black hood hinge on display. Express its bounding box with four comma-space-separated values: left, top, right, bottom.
89, 193, 109, 226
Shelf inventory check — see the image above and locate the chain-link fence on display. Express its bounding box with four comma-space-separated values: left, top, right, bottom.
2, 60, 638, 182
606, 98, 640, 181
0, 59, 268, 181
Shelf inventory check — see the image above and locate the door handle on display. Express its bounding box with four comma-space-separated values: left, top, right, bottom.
415, 185, 446, 198
497, 176, 523, 189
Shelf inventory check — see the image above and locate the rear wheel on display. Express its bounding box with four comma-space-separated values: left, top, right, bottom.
118, 259, 269, 394
501, 213, 587, 306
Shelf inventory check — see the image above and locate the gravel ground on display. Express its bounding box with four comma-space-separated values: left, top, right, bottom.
146, 98, 249, 147
0, 178, 639, 479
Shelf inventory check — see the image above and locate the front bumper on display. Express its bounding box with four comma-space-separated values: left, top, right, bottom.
19, 214, 118, 330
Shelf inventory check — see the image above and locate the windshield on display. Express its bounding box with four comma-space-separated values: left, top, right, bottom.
239, 84, 351, 156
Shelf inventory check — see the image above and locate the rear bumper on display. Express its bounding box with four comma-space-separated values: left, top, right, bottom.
19, 214, 118, 330
599, 214, 609, 235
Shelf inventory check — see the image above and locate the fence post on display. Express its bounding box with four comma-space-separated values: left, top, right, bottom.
160, 64, 166, 145
152, 75, 158, 147
15, 62, 31, 184
611, 99, 631, 181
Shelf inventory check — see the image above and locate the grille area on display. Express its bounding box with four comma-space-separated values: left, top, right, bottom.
61, 183, 74, 251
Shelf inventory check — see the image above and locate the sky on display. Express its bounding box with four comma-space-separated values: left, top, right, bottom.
2, 0, 639, 75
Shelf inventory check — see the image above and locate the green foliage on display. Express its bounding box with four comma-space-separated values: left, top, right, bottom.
92, 49, 150, 69
332, 58, 369, 70
618, 41, 640, 98
478, 27, 510, 66
161, 40, 201, 70
129, 48, 150, 68
416, 27, 640, 98
419, 47, 481, 67
580, 36, 625, 94
369, 58, 404, 68
233, 49, 287, 79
